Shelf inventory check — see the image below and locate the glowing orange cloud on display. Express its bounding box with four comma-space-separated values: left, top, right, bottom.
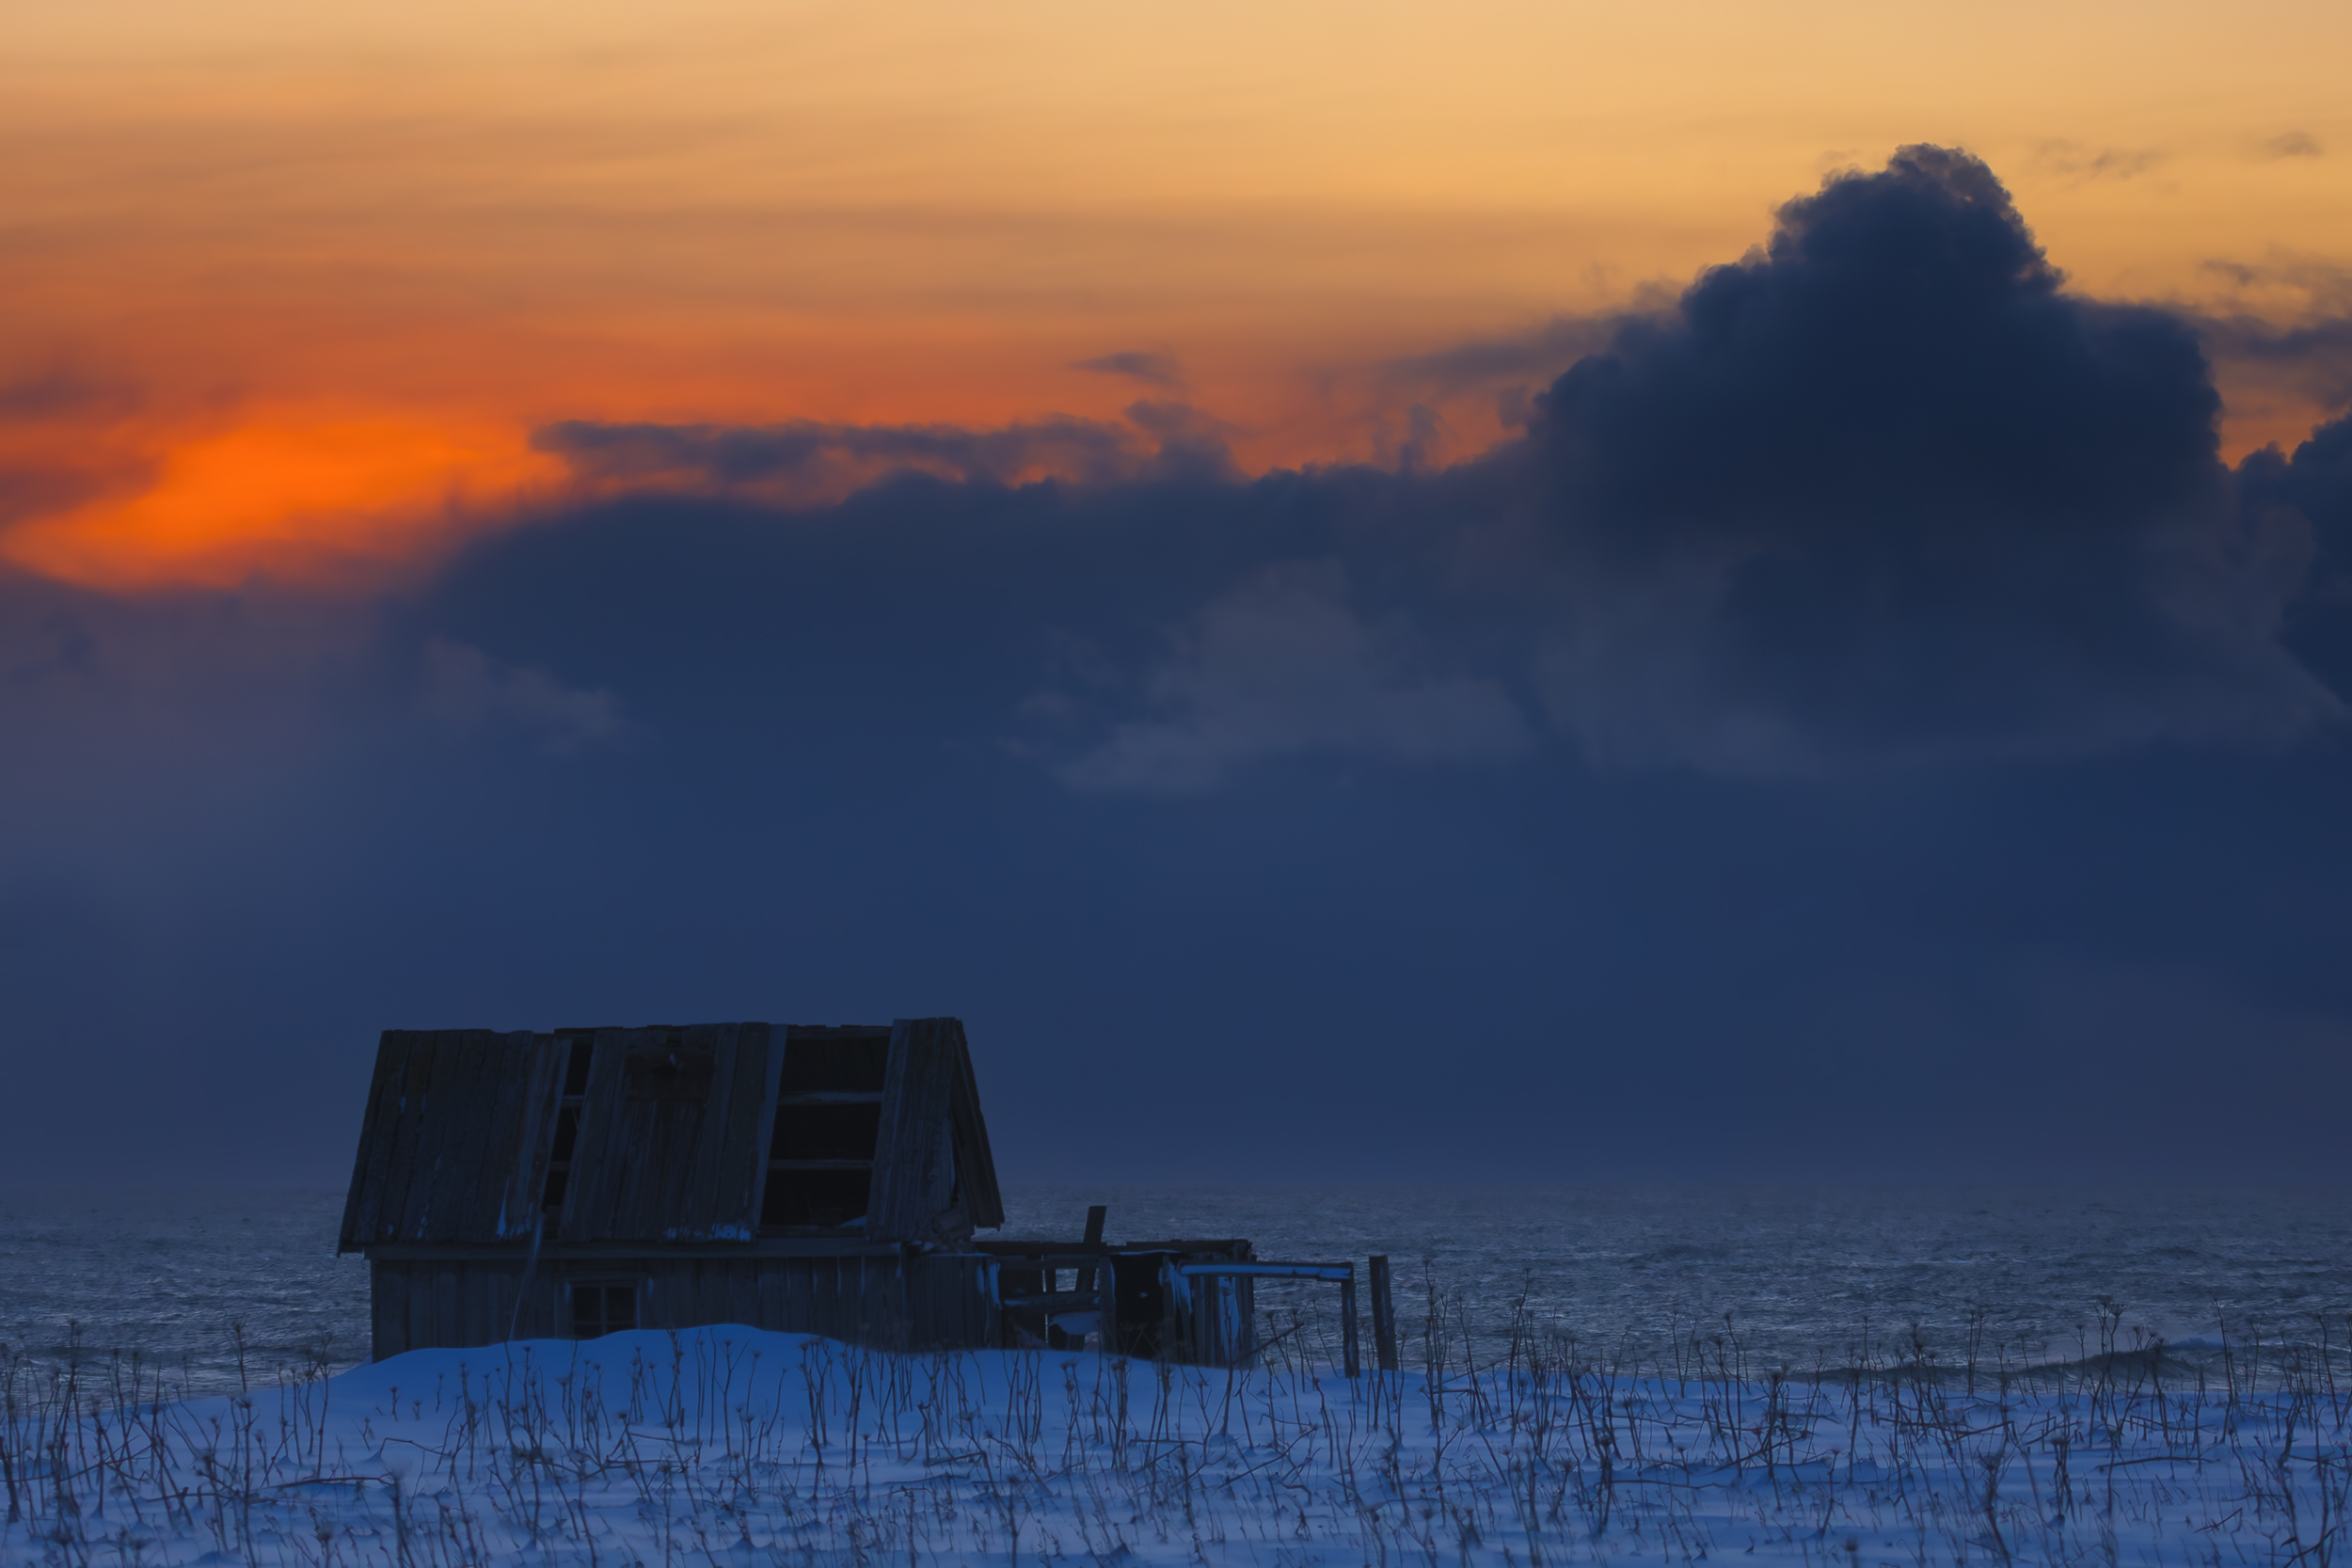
0, 411, 564, 593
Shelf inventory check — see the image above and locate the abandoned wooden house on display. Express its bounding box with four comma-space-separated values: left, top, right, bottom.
338, 1020, 1270, 1364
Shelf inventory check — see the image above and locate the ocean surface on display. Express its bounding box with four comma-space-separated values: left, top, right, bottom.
3, 1184, 2346, 1395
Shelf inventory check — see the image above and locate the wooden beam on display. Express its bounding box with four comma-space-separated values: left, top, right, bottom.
1369, 1255, 1399, 1372
997, 1289, 1104, 1312
1073, 1205, 1107, 1349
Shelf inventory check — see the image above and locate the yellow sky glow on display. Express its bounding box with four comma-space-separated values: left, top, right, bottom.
7, 0, 2349, 589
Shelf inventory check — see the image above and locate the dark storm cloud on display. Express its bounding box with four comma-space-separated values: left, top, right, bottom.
2265, 412, 2352, 565
1072, 351, 1187, 390
1502, 145, 2338, 773
2242, 410, 2352, 691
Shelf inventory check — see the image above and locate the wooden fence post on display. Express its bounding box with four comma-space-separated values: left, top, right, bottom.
1369, 1255, 1398, 1372
1077, 1204, 1107, 1350
1340, 1269, 1361, 1377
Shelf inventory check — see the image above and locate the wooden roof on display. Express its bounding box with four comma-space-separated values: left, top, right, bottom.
338, 1018, 1003, 1253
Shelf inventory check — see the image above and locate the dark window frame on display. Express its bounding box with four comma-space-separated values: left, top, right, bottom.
566, 1276, 641, 1339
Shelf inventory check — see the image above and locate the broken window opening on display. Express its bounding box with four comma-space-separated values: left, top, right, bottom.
759, 1027, 889, 1233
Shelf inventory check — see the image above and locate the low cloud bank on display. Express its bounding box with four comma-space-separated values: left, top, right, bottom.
514, 147, 2352, 784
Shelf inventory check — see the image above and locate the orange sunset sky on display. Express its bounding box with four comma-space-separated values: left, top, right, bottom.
8, 0, 2349, 591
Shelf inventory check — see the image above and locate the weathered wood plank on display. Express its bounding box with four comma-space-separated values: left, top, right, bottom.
442, 1034, 510, 1241
637, 1265, 665, 1332
493, 1267, 521, 1344
756, 1262, 785, 1332
370, 1260, 400, 1360
475, 1264, 495, 1347
787, 1259, 812, 1336
748, 1027, 787, 1230
453, 1260, 477, 1347
525, 1269, 554, 1340
477, 1259, 501, 1347
393, 1035, 463, 1243
928, 1257, 963, 1351
612, 1028, 699, 1242
444, 1031, 514, 1243
666, 1023, 731, 1239
445, 1034, 517, 1244
665, 1027, 719, 1238
708, 1260, 734, 1328
866, 1020, 957, 1243
828, 1258, 847, 1338
558, 1029, 629, 1243
914, 1255, 987, 1351
803, 1259, 825, 1338
393, 1265, 416, 1351
372, 1034, 433, 1244
495, 1034, 568, 1243
709, 1022, 774, 1239
375, 1034, 439, 1245
505, 1266, 532, 1341
905, 1257, 937, 1348
725, 1259, 755, 1327
398, 1261, 424, 1357
418, 1033, 484, 1244
341, 1033, 413, 1249
448, 1033, 528, 1244
870, 1258, 893, 1342
970, 1258, 995, 1349
943, 1021, 1005, 1229
434, 1265, 460, 1351
604, 1026, 655, 1241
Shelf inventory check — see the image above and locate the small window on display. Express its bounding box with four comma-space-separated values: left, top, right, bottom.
569, 1281, 639, 1338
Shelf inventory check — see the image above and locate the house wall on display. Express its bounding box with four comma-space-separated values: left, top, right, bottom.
368, 1252, 997, 1360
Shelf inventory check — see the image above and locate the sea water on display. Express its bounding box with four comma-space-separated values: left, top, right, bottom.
3, 1184, 2346, 1394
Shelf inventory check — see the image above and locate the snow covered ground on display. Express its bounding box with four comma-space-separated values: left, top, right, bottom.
3, 1313, 2345, 1568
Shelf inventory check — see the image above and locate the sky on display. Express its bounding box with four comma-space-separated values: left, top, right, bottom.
4, 1, 2352, 1191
